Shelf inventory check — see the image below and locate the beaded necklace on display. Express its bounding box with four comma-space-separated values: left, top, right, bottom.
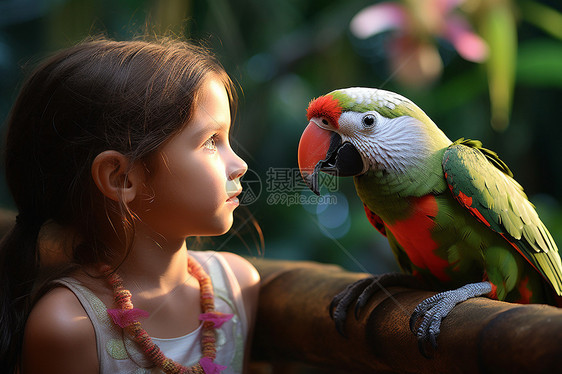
104, 255, 233, 374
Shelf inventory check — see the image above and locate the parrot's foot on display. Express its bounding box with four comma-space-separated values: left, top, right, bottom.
409, 281, 492, 357
330, 273, 422, 336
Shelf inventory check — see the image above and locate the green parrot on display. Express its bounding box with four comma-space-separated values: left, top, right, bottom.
297, 87, 562, 351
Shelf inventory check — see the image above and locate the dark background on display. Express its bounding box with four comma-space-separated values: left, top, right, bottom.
1, 0, 561, 276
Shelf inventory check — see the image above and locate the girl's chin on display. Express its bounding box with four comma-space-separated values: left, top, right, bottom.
207, 216, 235, 237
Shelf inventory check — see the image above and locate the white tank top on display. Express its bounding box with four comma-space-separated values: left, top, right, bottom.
54, 251, 248, 374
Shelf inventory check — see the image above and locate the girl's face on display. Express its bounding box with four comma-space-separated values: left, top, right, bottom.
135, 76, 247, 240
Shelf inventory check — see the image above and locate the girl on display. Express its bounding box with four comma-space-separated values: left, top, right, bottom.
0, 37, 260, 373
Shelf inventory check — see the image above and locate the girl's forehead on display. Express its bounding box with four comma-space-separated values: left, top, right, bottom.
200, 77, 229, 103
182, 78, 231, 134
198, 78, 230, 115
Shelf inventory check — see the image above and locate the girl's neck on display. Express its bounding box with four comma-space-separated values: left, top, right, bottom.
99, 236, 203, 340
111, 234, 191, 294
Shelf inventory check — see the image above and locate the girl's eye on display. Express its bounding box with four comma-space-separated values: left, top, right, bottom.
203, 134, 218, 151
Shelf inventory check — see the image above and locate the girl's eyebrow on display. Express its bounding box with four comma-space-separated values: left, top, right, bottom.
193, 120, 229, 139
196, 104, 231, 135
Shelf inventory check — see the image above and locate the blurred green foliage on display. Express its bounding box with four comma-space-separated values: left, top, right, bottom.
0, 0, 561, 276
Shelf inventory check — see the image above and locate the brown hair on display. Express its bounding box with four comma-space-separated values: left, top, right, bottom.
0, 37, 236, 370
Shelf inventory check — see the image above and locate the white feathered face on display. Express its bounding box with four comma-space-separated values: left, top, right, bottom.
336, 110, 441, 174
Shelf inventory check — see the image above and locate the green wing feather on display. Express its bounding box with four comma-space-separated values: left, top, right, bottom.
443, 138, 562, 295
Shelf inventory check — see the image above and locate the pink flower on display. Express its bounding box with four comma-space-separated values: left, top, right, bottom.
350, 0, 488, 87
107, 308, 150, 328
199, 312, 234, 328
200, 357, 227, 374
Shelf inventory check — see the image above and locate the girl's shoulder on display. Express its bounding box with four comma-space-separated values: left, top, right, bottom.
219, 252, 260, 291
211, 252, 260, 334
21, 286, 98, 373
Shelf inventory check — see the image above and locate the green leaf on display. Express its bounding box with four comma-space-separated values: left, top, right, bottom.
519, 0, 562, 40
517, 40, 562, 88
478, 3, 517, 132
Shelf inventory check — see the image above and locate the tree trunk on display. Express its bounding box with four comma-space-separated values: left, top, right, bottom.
248, 257, 562, 373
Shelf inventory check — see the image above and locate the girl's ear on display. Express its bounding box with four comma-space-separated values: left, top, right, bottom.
91, 151, 143, 203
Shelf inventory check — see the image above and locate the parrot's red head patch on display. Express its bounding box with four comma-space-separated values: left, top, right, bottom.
306, 95, 342, 129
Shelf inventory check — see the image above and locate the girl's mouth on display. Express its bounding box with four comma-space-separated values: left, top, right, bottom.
226, 188, 242, 205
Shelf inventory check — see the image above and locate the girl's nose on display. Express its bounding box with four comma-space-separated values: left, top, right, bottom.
228, 155, 247, 181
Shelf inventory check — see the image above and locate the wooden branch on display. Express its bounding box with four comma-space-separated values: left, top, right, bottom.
248, 257, 562, 373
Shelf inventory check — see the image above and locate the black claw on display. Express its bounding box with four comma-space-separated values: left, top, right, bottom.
355, 280, 380, 314
333, 299, 353, 336
334, 314, 348, 337
417, 338, 426, 358
330, 278, 373, 336
329, 278, 367, 316
330, 278, 372, 317
329, 277, 379, 336
417, 338, 434, 359
330, 273, 423, 337
329, 289, 349, 319
429, 333, 438, 350
353, 302, 362, 320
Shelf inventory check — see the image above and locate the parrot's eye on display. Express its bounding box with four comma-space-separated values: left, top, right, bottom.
322, 118, 329, 126
362, 114, 376, 128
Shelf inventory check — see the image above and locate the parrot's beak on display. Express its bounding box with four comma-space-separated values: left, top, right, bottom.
298, 121, 364, 195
